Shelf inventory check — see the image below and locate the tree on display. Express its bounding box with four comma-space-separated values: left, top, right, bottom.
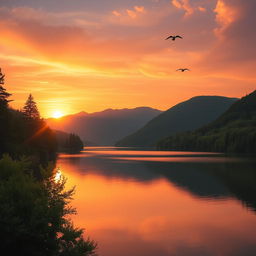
0, 68, 12, 155
0, 155, 97, 256
23, 94, 40, 120
64, 134, 84, 153
0, 68, 11, 109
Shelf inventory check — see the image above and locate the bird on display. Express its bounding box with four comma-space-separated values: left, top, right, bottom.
176, 68, 190, 72
165, 35, 183, 41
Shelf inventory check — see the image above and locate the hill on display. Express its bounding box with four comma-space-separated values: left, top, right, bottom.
46, 107, 162, 145
116, 96, 237, 147
158, 91, 256, 153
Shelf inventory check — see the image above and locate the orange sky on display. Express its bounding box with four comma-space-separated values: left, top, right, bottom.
1, 0, 256, 117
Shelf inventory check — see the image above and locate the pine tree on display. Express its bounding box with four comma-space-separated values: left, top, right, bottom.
22, 94, 40, 119
0, 68, 12, 155
0, 68, 12, 109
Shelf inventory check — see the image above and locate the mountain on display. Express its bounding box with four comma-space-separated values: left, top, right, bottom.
158, 91, 256, 153
116, 96, 238, 147
46, 107, 162, 146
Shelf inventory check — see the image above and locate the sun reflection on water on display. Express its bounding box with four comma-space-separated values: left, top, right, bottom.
54, 167, 62, 183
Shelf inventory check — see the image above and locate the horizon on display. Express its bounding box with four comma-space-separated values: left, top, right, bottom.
46, 93, 242, 119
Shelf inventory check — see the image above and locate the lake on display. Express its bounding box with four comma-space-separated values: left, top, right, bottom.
57, 147, 256, 256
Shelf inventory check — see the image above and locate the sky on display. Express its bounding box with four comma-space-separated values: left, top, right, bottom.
1, 0, 256, 117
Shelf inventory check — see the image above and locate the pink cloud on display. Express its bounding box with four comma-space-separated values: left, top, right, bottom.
172, 0, 208, 16
171, 0, 194, 16
214, 0, 239, 36
198, 6, 206, 12
134, 6, 145, 13
112, 10, 121, 17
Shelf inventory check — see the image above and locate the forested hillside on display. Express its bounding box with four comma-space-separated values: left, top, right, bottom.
117, 96, 237, 147
158, 91, 256, 154
0, 69, 96, 255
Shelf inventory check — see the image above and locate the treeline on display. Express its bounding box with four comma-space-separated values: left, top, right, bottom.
0, 69, 96, 255
158, 91, 256, 154
56, 131, 84, 153
0, 92, 57, 167
0, 89, 83, 162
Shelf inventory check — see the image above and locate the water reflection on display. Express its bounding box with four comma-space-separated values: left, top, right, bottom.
57, 148, 256, 256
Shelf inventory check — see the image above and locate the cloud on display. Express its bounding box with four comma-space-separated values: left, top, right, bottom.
112, 10, 121, 17
214, 0, 239, 35
196, 0, 256, 82
171, 0, 207, 16
1, 0, 255, 117
172, 0, 193, 16
111, 6, 146, 20
134, 6, 145, 13
198, 7, 206, 12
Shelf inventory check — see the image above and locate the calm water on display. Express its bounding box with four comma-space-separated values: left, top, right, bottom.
57, 147, 256, 256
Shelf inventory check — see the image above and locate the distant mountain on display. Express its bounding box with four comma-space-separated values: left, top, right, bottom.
47, 107, 162, 146
116, 96, 238, 147
158, 91, 256, 153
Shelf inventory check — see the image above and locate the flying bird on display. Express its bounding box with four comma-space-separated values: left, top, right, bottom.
165, 35, 183, 41
176, 68, 190, 72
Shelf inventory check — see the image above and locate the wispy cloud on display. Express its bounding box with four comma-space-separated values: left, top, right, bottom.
0, 0, 255, 117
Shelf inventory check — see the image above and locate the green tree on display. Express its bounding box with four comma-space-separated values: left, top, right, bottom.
23, 94, 40, 120
0, 155, 97, 256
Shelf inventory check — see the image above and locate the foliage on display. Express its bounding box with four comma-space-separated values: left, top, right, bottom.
0, 155, 97, 256
0, 79, 57, 164
0, 107, 57, 165
22, 94, 40, 120
64, 133, 84, 153
55, 130, 84, 153
0, 68, 12, 156
0, 68, 96, 255
116, 96, 237, 147
158, 91, 256, 154
0, 68, 11, 108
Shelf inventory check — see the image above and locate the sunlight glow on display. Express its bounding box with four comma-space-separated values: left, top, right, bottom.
52, 111, 64, 119
54, 168, 62, 183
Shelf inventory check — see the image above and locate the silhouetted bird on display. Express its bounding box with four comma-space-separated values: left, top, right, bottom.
165, 35, 183, 41
176, 68, 190, 72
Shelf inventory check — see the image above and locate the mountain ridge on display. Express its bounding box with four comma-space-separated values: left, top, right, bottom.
116, 96, 238, 147
46, 106, 162, 145
158, 91, 256, 153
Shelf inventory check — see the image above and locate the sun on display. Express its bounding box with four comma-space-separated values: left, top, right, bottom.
52, 110, 63, 119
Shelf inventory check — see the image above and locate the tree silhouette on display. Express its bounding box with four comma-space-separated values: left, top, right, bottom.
23, 94, 40, 119
0, 68, 12, 155
0, 68, 11, 109
64, 133, 84, 153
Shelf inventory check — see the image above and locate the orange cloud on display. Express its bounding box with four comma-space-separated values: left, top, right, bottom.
126, 9, 137, 19
1, 1, 255, 118
112, 6, 146, 19
112, 10, 121, 17
172, 0, 207, 16
214, 0, 239, 36
171, 0, 194, 16
198, 6, 206, 12
134, 6, 145, 13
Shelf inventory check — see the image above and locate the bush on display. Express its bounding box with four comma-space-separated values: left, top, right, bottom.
0, 155, 97, 256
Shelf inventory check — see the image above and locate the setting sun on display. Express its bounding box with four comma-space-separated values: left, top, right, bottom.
52, 111, 63, 119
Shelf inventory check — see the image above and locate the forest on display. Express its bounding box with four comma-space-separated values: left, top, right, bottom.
158, 91, 256, 154
0, 69, 96, 255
